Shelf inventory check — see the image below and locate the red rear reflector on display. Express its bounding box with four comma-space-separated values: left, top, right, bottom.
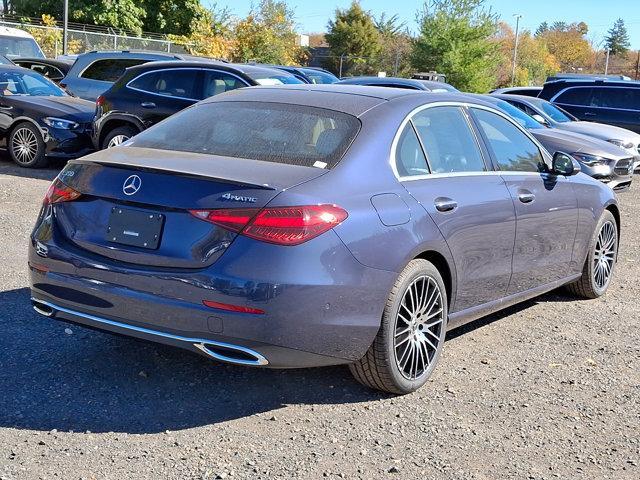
189, 205, 348, 246
44, 178, 81, 205
203, 300, 265, 315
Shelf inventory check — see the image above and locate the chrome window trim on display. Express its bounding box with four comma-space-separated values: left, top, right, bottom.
551, 85, 640, 112
389, 101, 551, 182
126, 67, 250, 102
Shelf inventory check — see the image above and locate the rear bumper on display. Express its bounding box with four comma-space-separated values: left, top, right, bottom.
29, 228, 396, 368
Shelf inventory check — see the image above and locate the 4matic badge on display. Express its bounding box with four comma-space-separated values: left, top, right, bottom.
219, 192, 258, 203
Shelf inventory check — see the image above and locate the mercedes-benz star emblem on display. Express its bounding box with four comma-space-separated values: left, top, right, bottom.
122, 175, 142, 196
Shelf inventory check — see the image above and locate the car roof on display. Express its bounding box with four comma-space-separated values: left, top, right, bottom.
544, 78, 640, 88
338, 76, 429, 89
492, 86, 541, 93
200, 84, 493, 118
0, 26, 35, 39
13, 57, 74, 67
122, 60, 296, 78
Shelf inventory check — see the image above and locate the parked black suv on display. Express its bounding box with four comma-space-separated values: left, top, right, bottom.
539, 79, 640, 133
92, 61, 303, 149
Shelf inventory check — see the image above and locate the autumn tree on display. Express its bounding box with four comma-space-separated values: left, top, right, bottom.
230, 0, 303, 65
325, 1, 381, 76
412, 0, 500, 92
537, 22, 592, 71
496, 23, 559, 87
605, 18, 630, 55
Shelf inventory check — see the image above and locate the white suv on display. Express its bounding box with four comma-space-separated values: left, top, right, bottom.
0, 26, 45, 59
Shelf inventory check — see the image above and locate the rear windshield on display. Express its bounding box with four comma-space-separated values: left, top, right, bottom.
0, 35, 43, 58
128, 101, 360, 168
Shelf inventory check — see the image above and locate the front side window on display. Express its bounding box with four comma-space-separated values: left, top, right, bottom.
129, 69, 200, 99
555, 87, 592, 106
395, 124, 429, 177
81, 59, 149, 82
411, 106, 486, 173
129, 101, 360, 168
538, 101, 575, 122
473, 108, 545, 173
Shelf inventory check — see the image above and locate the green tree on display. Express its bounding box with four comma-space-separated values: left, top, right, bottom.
141, 1, 210, 35
605, 18, 630, 55
534, 21, 549, 37
374, 13, 406, 37
325, 1, 381, 76
230, 0, 303, 65
12, 0, 146, 34
411, 0, 500, 92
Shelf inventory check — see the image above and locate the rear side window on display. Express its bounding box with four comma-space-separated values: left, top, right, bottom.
473, 109, 545, 173
412, 106, 486, 173
81, 59, 149, 82
129, 101, 360, 168
395, 124, 429, 176
202, 70, 247, 98
590, 87, 640, 110
555, 87, 592, 106
20, 62, 65, 81
129, 69, 200, 99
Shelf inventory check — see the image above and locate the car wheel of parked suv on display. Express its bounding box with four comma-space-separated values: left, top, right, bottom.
349, 259, 447, 394
9, 122, 47, 168
103, 125, 137, 149
567, 210, 618, 299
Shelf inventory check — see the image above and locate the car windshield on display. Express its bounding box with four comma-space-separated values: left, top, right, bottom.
538, 101, 577, 123
248, 72, 304, 85
494, 100, 544, 130
0, 70, 65, 96
302, 69, 339, 84
0, 35, 43, 58
129, 101, 360, 168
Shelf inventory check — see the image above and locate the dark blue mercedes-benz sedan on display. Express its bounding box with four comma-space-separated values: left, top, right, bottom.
29, 85, 620, 394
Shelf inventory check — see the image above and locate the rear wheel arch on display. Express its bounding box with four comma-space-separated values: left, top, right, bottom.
605, 204, 621, 237
412, 249, 454, 311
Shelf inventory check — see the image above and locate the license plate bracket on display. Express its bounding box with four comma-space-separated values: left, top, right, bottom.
107, 207, 164, 249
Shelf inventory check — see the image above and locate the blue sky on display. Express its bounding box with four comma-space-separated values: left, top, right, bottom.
205, 0, 640, 49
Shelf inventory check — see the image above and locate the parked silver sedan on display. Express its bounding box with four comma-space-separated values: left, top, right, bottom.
494, 94, 640, 171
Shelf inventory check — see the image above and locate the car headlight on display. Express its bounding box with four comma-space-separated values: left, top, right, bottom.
571, 153, 608, 167
43, 117, 79, 130
607, 139, 634, 149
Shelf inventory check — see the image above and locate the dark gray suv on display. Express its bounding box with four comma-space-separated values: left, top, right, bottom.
59, 51, 190, 101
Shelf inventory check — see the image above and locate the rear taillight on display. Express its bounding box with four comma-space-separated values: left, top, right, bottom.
96, 95, 105, 107
189, 205, 348, 246
44, 178, 81, 205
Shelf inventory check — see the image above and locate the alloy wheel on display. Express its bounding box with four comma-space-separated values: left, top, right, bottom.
107, 134, 129, 148
12, 127, 39, 165
394, 275, 444, 380
593, 220, 617, 290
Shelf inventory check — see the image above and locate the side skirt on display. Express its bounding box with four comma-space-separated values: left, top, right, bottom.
446, 273, 582, 331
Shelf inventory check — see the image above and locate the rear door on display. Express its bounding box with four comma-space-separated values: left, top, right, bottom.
552, 86, 594, 121
127, 68, 201, 126
470, 107, 579, 294
395, 105, 516, 313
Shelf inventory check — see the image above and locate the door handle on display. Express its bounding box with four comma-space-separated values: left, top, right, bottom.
140, 102, 156, 108
434, 197, 458, 212
518, 192, 535, 204
584, 112, 597, 117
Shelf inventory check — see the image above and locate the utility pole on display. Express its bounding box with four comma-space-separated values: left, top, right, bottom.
511, 14, 522, 86
604, 48, 610, 75
62, 0, 69, 55
339, 54, 345, 78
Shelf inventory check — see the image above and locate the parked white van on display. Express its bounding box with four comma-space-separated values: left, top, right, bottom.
0, 26, 45, 59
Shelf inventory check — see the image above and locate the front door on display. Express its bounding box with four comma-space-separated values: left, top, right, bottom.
470, 107, 579, 294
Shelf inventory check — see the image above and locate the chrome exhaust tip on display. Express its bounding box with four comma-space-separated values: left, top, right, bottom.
32, 299, 54, 317
194, 341, 268, 366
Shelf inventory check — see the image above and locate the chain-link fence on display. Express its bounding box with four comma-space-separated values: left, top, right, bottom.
0, 18, 190, 58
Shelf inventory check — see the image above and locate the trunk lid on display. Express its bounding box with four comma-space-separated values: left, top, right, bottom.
53, 147, 328, 268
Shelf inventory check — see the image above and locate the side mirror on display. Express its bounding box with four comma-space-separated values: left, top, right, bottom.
552, 152, 581, 176
532, 114, 548, 125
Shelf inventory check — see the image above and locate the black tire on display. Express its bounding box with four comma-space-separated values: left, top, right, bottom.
566, 210, 618, 299
8, 122, 47, 168
101, 125, 138, 149
349, 259, 448, 394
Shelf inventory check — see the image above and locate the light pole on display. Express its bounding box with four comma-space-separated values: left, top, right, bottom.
604, 48, 611, 75
511, 14, 522, 86
62, 0, 69, 55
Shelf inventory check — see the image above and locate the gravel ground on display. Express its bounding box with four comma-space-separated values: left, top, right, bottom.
0, 155, 638, 480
